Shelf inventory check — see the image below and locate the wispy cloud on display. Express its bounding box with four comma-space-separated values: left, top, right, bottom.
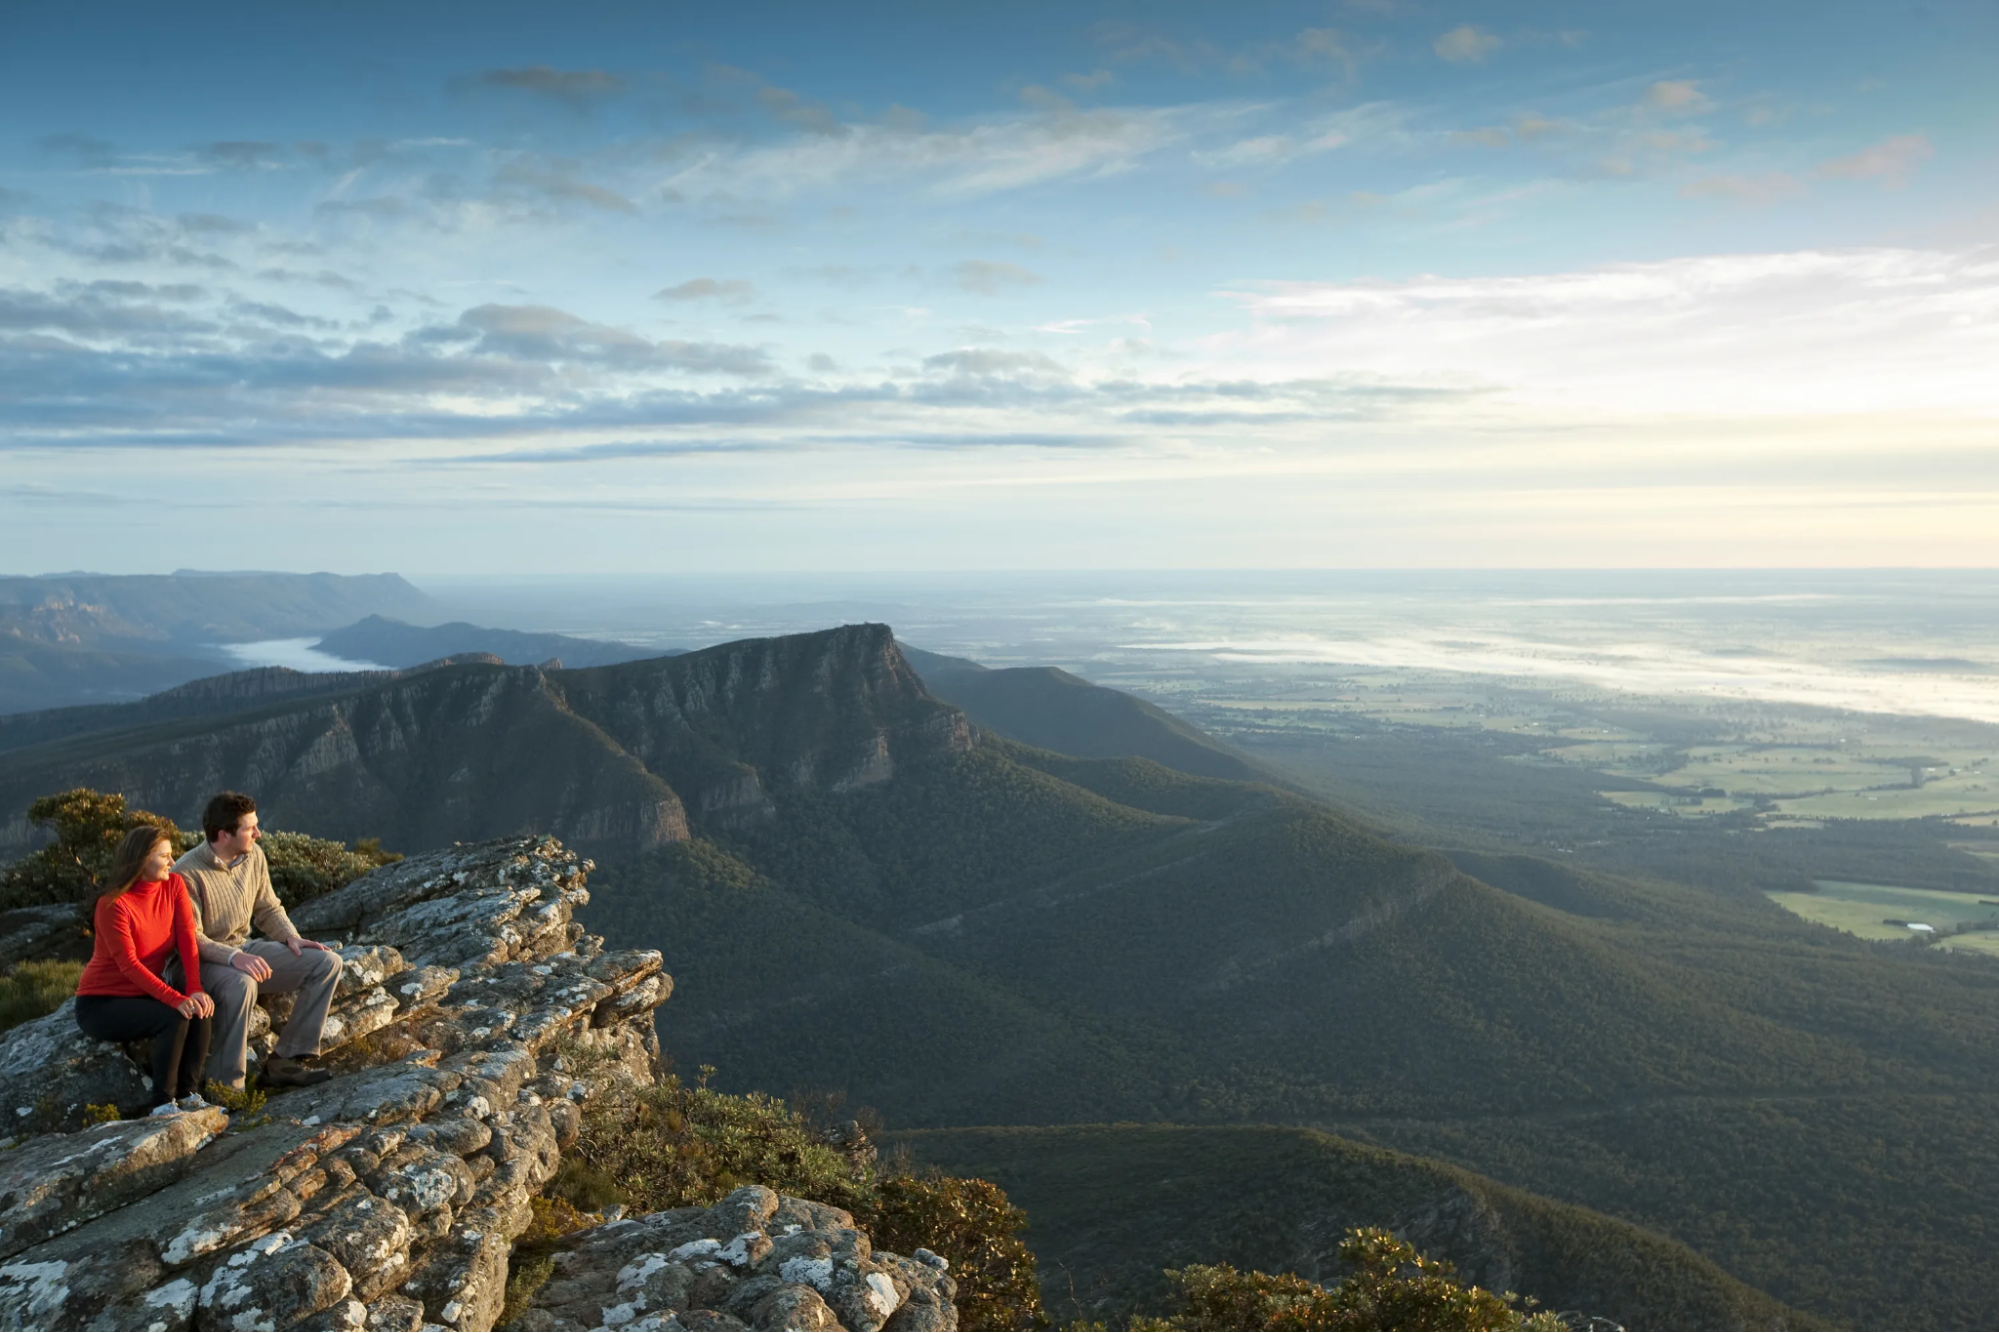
1433, 26, 1501, 65
1220, 246, 1999, 416
1642, 80, 1707, 113
1681, 173, 1806, 207
459, 66, 625, 108
696, 102, 1199, 198
1815, 134, 1933, 187
655, 278, 757, 304
952, 261, 1041, 294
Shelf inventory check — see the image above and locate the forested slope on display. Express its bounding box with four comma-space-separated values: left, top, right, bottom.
895, 1124, 1810, 1331
3, 624, 1995, 1325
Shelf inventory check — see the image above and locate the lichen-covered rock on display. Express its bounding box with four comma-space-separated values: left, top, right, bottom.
297, 1188, 416, 1298
0, 998, 155, 1133
197, 1229, 354, 1330
521, 1186, 955, 1333
364, 1293, 427, 1330
403, 1207, 512, 1330
0, 1107, 226, 1260
0, 838, 952, 1332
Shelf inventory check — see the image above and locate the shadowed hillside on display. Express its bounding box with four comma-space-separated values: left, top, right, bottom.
900, 644, 1271, 783
895, 1124, 1809, 1331
0, 662, 687, 855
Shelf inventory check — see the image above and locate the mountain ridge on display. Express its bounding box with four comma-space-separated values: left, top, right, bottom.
0, 622, 1993, 1325
315, 614, 667, 670
898, 643, 1274, 784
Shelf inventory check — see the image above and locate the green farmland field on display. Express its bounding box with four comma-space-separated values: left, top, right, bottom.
1768, 879, 1999, 945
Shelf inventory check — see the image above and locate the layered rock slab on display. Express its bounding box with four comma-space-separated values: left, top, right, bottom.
518, 1186, 957, 1333
0, 836, 958, 1332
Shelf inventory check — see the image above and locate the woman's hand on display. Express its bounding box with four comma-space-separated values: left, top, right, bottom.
178, 992, 214, 1020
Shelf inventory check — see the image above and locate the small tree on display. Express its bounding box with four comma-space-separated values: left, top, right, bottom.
0, 789, 193, 911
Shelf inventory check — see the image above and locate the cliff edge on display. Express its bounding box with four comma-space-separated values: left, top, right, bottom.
0, 837, 956, 1332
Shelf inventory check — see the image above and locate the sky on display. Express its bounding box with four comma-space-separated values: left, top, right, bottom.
1, 0, 1995, 574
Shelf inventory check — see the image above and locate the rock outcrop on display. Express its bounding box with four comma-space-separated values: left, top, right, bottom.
517, 1185, 956, 1333
0, 837, 957, 1332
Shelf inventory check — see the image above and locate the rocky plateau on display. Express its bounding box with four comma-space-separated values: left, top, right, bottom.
0, 837, 957, 1332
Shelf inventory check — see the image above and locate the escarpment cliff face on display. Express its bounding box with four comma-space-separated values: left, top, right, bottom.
0, 838, 958, 1333
0, 665, 688, 857
0, 624, 969, 858
555, 625, 972, 826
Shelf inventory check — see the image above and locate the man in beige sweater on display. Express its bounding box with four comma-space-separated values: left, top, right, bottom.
169, 791, 340, 1089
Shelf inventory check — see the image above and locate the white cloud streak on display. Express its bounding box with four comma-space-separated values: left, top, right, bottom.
1219, 247, 1999, 416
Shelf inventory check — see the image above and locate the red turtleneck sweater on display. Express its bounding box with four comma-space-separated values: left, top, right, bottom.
77, 874, 203, 1008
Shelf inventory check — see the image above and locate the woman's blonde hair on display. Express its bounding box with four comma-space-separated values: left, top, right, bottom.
99, 825, 173, 906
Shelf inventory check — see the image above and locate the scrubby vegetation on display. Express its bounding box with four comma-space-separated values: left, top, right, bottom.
1132, 1231, 1564, 1332
260, 831, 400, 908
0, 958, 83, 1033
546, 1064, 1044, 1331
0, 787, 398, 914
0, 788, 193, 910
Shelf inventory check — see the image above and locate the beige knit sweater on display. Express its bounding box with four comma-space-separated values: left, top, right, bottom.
171, 841, 301, 964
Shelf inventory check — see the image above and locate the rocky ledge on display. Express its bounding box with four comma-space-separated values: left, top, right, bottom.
0, 838, 958, 1332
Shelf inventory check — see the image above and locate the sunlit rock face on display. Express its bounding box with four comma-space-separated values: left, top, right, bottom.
0, 837, 957, 1332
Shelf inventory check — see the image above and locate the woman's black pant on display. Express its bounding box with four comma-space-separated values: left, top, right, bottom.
74, 995, 211, 1106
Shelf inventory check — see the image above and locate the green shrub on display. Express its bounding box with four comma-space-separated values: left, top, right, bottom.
553, 1069, 1045, 1331
260, 831, 399, 909
0, 788, 398, 915
862, 1174, 1045, 1332
202, 1080, 268, 1117
555, 1068, 863, 1215
0, 959, 84, 1032
1134, 1230, 1566, 1331
0, 790, 193, 911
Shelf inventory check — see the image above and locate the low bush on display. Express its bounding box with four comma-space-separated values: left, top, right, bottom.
0, 959, 84, 1032
554, 1067, 863, 1215
864, 1173, 1045, 1331
0, 787, 397, 915
1134, 1229, 1565, 1331
551, 1067, 1043, 1331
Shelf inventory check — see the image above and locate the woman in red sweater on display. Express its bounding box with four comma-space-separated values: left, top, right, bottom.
75, 825, 216, 1113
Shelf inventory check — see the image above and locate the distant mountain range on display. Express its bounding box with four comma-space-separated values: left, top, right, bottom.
314, 615, 668, 670
0, 571, 437, 714
0, 623, 1994, 1325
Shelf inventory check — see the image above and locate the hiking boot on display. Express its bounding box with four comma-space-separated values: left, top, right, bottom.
260, 1055, 332, 1088
148, 1101, 182, 1117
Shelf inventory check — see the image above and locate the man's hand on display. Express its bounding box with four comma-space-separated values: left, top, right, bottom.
278, 936, 328, 956
231, 951, 273, 982
178, 992, 214, 1019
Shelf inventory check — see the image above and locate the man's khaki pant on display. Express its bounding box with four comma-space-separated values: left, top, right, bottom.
168, 941, 341, 1089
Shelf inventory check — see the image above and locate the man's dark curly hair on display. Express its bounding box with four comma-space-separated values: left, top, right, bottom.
202, 790, 257, 844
